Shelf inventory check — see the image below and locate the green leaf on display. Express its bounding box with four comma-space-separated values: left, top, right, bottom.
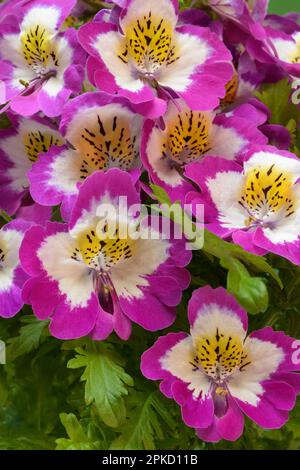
0, 432, 54, 450
111, 391, 175, 450
203, 229, 283, 288
255, 79, 300, 126
56, 413, 95, 450
225, 258, 269, 314
0, 210, 12, 225
150, 184, 171, 205
255, 79, 300, 149
0, 113, 11, 129
6, 316, 48, 362
67, 342, 133, 427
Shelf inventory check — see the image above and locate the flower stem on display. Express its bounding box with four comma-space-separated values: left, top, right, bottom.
0, 211, 12, 223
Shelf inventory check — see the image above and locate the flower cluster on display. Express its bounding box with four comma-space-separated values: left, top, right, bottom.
1, 0, 300, 445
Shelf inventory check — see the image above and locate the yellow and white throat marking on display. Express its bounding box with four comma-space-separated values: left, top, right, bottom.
118, 12, 179, 74
162, 110, 213, 166
239, 165, 296, 225
21, 24, 58, 75
76, 114, 138, 180
191, 327, 250, 383
76, 224, 134, 271
23, 130, 63, 162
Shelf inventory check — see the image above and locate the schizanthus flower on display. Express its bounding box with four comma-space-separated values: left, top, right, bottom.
141, 285, 300, 442
185, 146, 300, 264
20, 169, 191, 340
29, 92, 142, 220
78, 0, 233, 117
0, 0, 85, 117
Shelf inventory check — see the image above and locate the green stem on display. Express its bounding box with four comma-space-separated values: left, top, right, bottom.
0, 211, 12, 223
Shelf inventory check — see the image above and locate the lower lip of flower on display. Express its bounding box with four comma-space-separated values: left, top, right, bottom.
213, 384, 230, 418
93, 270, 116, 313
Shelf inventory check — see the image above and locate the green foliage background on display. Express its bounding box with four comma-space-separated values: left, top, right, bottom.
0, 2, 300, 452
269, 0, 300, 14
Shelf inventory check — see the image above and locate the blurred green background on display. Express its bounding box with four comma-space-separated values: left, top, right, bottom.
269, 0, 300, 14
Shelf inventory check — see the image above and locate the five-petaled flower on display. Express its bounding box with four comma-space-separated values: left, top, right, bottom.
141, 285, 300, 442
0, 0, 85, 116
185, 146, 300, 265
78, 0, 233, 118
20, 169, 191, 340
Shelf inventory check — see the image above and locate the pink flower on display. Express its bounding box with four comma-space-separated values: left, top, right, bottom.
186, 145, 300, 265
78, 0, 233, 118
20, 169, 191, 341
141, 285, 300, 442
0, 0, 85, 117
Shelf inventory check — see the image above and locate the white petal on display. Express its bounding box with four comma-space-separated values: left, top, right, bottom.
160, 336, 211, 399
205, 124, 246, 160
191, 303, 247, 347
272, 37, 298, 64
111, 226, 170, 299
228, 336, 284, 406
48, 148, 81, 195
38, 232, 94, 308
120, 0, 177, 31
0, 34, 26, 70
42, 36, 72, 97
94, 31, 144, 92
207, 171, 247, 228
244, 151, 300, 183
158, 31, 210, 92
0, 229, 22, 292
21, 6, 60, 34
262, 183, 300, 244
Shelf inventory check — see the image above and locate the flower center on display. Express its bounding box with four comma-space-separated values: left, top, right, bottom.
23, 130, 64, 162
21, 25, 59, 76
76, 115, 138, 181
162, 110, 212, 167
239, 165, 296, 227
119, 12, 179, 76
191, 327, 250, 383
76, 224, 134, 272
